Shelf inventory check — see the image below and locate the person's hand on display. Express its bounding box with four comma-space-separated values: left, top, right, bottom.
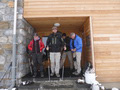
73, 48, 76, 51
46, 46, 49, 51
64, 46, 66, 50
71, 49, 74, 51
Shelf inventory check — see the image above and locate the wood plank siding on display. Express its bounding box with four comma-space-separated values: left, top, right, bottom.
24, 0, 120, 82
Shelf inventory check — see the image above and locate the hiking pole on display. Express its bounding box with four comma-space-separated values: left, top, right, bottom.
48, 59, 50, 81
62, 65, 64, 80
61, 49, 65, 80
61, 45, 67, 80
47, 50, 50, 81
28, 55, 33, 75
48, 61, 50, 81
46, 46, 51, 81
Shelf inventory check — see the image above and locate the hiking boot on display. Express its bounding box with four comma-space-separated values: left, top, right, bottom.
50, 73, 54, 76
56, 73, 60, 77
74, 72, 80, 75
69, 69, 73, 76
72, 71, 77, 75
40, 72, 44, 77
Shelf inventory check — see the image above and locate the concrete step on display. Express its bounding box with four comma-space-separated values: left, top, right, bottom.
18, 80, 91, 90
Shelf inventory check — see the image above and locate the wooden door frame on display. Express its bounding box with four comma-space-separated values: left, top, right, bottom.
89, 16, 95, 71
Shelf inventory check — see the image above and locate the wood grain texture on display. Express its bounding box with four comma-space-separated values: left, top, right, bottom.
24, 0, 120, 82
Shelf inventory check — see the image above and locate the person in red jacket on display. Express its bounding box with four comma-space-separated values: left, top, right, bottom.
28, 33, 44, 78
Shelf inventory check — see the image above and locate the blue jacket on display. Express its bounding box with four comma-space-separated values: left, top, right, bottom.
70, 35, 82, 52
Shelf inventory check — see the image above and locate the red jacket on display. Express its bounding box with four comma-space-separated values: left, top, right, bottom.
28, 39, 44, 52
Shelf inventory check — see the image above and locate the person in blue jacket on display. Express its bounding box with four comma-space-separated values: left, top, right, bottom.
70, 32, 82, 75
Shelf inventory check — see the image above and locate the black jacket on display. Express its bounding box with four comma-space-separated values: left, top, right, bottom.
32, 39, 40, 53
47, 32, 65, 52
63, 36, 71, 51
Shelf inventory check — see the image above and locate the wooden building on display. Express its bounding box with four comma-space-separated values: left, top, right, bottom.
23, 0, 120, 83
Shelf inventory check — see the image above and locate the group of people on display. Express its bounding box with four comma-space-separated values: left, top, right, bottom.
28, 26, 83, 78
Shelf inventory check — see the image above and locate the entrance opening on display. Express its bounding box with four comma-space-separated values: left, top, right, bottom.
25, 16, 94, 79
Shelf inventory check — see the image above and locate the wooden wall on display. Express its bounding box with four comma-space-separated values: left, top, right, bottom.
24, 0, 120, 82
37, 29, 81, 37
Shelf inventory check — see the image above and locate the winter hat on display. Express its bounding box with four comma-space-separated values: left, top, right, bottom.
34, 33, 38, 36
52, 26, 57, 30
62, 33, 66, 37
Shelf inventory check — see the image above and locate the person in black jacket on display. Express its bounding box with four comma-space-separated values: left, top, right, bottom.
46, 26, 66, 77
60, 33, 73, 71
